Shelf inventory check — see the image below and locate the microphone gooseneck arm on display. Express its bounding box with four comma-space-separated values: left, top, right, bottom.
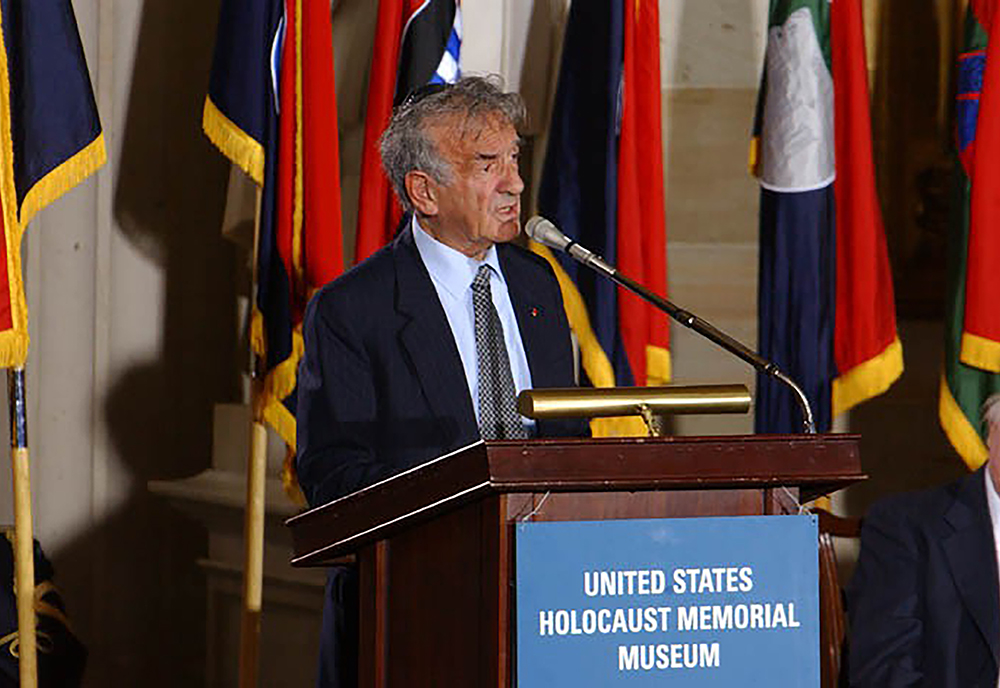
526, 217, 816, 434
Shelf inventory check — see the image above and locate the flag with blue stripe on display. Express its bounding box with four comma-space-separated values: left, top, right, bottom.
430, 9, 461, 85
753, 0, 901, 433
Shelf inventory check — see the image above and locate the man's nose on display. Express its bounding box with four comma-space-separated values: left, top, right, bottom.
500, 158, 524, 195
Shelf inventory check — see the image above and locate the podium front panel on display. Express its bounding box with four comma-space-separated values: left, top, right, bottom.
289, 436, 862, 687
357, 487, 787, 687
514, 516, 821, 686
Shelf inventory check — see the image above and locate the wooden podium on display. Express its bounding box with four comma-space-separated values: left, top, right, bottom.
287, 435, 863, 687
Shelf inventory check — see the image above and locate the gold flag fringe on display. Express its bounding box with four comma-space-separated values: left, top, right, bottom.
938, 374, 988, 470
831, 337, 904, 418
19, 134, 107, 229
960, 331, 1000, 373
202, 97, 265, 185
530, 240, 667, 437
0, 12, 27, 370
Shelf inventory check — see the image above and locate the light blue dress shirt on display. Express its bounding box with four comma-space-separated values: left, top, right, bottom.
412, 218, 535, 432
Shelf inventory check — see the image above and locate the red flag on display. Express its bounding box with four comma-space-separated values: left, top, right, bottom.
299, 0, 343, 300
265, 0, 343, 441
354, 1, 407, 264
354, 0, 461, 264
274, 0, 344, 328
829, 0, 902, 415
617, 0, 670, 386
964, 0, 1000, 372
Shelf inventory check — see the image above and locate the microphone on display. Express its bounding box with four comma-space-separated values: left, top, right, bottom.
525, 216, 615, 276
524, 215, 816, 434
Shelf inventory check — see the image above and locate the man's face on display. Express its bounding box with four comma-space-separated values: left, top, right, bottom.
986, 409, 1000, 495
990, 415, 1000, 490
417, 113, 524, 259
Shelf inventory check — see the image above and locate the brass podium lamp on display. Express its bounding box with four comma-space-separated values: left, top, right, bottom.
517, 384, 752, 437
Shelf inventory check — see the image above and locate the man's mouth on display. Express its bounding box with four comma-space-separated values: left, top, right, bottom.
496, 202, 519, 219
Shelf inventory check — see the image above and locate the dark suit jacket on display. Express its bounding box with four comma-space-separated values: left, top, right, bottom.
296, 226, 586, 507
847, 467, 1000, 687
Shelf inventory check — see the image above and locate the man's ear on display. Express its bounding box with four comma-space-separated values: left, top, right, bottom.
405, 171, 438, 216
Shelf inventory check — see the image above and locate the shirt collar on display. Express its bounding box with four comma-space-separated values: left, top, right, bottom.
412, 216, 504, 296
985, 465, 1000, 529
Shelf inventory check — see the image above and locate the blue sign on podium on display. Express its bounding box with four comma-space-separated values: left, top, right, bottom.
515, 515, 819, 687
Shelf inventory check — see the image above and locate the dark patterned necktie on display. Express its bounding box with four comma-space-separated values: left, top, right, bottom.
471, 264, 527, 440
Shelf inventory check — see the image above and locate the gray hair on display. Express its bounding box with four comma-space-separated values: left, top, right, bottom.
984, 393, 1000, 431
378, 75, 527, 213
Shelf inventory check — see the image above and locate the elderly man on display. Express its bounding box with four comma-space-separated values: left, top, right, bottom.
296, 76, 586, 687
847, 393, 1000, 687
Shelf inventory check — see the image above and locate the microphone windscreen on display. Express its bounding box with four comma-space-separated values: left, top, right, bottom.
524, 216, 570, 251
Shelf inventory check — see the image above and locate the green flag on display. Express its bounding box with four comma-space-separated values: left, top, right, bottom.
940, 6, 1000, 468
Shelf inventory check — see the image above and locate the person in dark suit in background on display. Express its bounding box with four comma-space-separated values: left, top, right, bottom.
296, 75, 586, 688
847, 392, 1000, 687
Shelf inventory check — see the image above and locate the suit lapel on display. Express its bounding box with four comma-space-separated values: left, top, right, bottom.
500, 246, 559, 390
392, 228, 478, 442
943, 468, 1000, 667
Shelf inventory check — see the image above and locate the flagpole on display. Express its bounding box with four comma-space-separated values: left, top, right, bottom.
8, 368, 37, 688
239, 187, 267, 688
238, 399, 268, 688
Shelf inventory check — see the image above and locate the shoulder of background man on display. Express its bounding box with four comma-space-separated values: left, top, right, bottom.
864, 467, 987, 533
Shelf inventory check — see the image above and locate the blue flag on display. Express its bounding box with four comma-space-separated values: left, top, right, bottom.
0, 0, 105, 368
538, 0, 631, 387
535, 0, 670, 436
